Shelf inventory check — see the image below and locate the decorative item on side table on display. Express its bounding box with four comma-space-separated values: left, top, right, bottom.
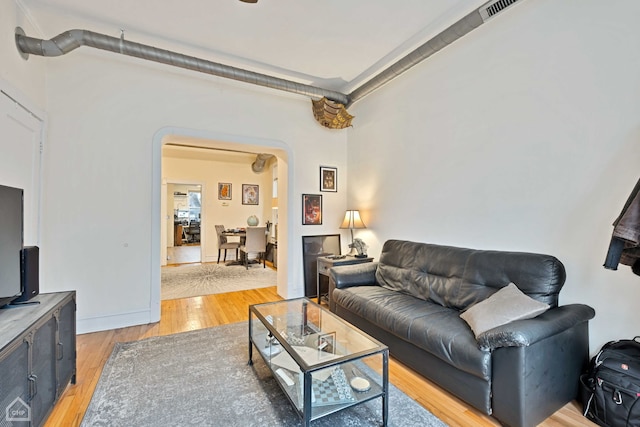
339, 210, 366, 256
247, 215, 259, 226
350, 238, 368, 258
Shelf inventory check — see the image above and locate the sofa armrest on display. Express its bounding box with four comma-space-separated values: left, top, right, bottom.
328, 262, 378, 312
329, 262, 378, 289
477, 304, 595, 351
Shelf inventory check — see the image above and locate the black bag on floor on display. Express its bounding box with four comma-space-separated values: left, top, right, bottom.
580, 337, 640, 427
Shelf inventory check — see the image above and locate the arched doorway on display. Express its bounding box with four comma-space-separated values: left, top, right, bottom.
150, 127, 292, 322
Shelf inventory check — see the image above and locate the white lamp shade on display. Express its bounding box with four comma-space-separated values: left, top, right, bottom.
339, 210, 366, 229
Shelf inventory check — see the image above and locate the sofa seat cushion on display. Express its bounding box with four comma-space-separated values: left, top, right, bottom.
333, 286, 491, 380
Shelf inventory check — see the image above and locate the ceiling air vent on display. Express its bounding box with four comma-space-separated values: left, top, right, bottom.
479, 0, 521, 22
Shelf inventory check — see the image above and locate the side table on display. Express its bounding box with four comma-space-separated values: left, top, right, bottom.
316, 255, 374, 304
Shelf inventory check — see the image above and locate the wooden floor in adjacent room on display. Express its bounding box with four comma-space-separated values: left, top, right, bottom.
45, 286, 594, 427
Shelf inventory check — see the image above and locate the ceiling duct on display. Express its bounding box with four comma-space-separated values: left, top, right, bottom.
251, 153, 274, 173
479, 0, 521, 22
345, 0, 522, 107
14, 28, 349, 105
14, 0, 524, 125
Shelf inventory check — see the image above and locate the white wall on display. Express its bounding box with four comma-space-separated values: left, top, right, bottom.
0, 92, 43, 247
0, 1, 46, 109
30, 50, 347, 332
347, 0, 640, 352
0, 2, 47, 292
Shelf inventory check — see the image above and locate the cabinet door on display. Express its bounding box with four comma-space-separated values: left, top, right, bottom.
56, 299, 76, 397
0, 340, 30, 425
30, 317, 56, 427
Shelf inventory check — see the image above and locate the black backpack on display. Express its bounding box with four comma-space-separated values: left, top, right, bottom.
580, 337, 640, 427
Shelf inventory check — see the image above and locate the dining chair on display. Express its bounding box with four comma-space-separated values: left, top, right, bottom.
185, 221, 200, 243
239, 226, 267, 269
215, 225, 240, 264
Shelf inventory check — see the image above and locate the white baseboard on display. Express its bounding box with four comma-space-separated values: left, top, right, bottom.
203, 255, 217, 263
77, 309, 155, 334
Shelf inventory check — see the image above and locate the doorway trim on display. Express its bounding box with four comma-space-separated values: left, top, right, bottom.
151, 126, 292, 322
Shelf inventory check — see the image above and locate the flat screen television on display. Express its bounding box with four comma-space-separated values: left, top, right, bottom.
0, 184, 23, 307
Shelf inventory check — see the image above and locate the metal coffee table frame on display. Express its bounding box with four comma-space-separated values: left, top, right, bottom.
249, 298, 388, 426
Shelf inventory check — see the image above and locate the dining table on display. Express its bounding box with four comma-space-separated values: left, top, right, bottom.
222, 229, 246, 243
222, 228, 272, 266
223, 227, 270, 240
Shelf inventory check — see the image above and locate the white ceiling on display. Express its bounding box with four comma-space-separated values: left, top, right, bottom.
163, 144, 257, 163
18, 0, 487, 93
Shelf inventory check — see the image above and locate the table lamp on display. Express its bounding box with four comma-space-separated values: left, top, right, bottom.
339, 210, 366, 256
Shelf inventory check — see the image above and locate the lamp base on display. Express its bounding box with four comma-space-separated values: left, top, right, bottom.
354, 254, 368, 258
346, 247, 358, 257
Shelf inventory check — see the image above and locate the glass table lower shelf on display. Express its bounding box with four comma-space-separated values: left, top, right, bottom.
249, 298, 389, 426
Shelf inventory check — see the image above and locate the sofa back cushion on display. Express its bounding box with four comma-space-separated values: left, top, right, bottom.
375, 240, 471, 306
376, 240, 566, 310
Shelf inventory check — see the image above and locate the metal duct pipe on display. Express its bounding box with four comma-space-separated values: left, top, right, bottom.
345, 8, 484, 108
14, 0, 517, 115
14, 28, 350, 105
251, 153, 274, 173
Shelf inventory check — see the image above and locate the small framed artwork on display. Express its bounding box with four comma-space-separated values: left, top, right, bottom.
218, 183, 232, 200
320, 166, 337, 192
317, 332, 336, 354
302, 194, 322, 225
242, 184, 259, 205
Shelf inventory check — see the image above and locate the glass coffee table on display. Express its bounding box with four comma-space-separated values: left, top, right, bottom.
249, 298, 389, 426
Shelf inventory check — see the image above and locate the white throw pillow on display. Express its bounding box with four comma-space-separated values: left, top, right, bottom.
460, 283, 550, 338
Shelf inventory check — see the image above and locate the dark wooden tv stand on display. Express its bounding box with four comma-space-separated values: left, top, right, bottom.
0, 291, 76, 427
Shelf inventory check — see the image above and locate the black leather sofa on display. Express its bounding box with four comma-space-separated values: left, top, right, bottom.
328, 240, 595, 427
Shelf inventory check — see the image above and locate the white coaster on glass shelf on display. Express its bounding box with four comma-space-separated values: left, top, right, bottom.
350, 376, 371, 392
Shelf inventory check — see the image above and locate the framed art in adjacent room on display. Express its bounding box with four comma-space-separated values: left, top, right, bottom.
218, 183, 232, 200
302, 194, 322, 225
242, 184, 259, 205
320, 166, 337, 192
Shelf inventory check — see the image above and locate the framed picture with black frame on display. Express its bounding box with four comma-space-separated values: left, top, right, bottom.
218, 183, 232, 200
301, 234, 342, 297
242, 184, 259, 205
320, 166, 337, 192
302, 194, 322, 225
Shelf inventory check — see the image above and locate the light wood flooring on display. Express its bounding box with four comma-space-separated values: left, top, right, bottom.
45, 287, 593, 427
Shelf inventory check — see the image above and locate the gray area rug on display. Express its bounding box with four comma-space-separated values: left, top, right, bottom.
161, 263, 276, 300
81, 322, 446, 427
